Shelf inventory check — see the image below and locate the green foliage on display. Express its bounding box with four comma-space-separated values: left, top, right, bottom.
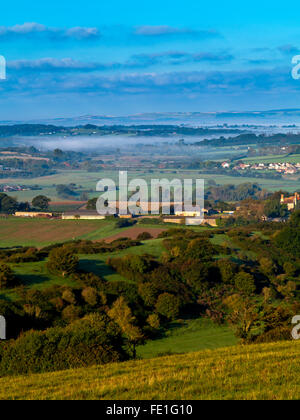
32, 195, 51, 210
0, 313, 128, 376
0, 264, 17, 289
234, 272, 256, 296
0, 194, 18, 214
155, 293, 181, 320
46, 247, 79, 277
275, 210, 300, 258
116, 219, 136, 228
137, 232, 153, 241
264, 200, 288, 218
108, 297, 145, 358
217, 259, 238, 284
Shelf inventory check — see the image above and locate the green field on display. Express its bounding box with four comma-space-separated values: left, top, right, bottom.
0, 217, 123, 247
2, 168, 300, 203
0, 237, 166, 299
0, 340, 298, 400
243, 154, 300, 164
137, 318, 237, 359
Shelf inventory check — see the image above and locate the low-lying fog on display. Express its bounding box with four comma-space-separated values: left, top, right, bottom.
4, 134, 238, 152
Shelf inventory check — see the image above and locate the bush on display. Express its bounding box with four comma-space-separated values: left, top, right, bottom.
254, 327, 292, 343
47, 247, 79, 277
0, 264, 17, 289
137, 232, 153, 241
116, 219, 136, 228
0, 313, 129, 376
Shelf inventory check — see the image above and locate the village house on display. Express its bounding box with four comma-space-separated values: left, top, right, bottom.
280, 193, 300, 211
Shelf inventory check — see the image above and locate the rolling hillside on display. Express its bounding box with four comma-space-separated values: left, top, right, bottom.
0, 341, 299, 400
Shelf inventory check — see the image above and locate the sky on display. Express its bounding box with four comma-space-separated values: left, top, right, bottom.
1, 0, 300, 120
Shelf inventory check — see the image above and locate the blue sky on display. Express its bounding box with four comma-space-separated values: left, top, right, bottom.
1, 0, 300, 119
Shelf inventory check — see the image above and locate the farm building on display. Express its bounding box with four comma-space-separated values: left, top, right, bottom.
62, 210, 106, 220
14, 211, 53, 218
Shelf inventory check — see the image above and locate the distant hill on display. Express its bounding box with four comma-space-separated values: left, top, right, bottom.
0, 340, 298, 400
3, 109, 300, 127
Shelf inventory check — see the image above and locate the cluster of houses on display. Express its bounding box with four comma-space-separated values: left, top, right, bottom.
222, 161, 300, 175
0, 185, 34, 193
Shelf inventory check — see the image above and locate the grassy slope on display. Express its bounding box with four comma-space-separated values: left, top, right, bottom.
0, 341, 299, 400
137, 318, 237, 359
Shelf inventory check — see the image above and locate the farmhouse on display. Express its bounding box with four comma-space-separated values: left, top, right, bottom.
280, 193, 300, 211
62, 210, 106, 220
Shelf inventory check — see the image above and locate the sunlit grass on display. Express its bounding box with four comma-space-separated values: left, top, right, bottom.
0, 341, 298, 400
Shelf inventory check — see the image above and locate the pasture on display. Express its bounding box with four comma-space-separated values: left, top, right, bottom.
0, 340, 298, 400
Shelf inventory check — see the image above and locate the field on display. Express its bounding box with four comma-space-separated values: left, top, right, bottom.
2, 168, 300, 204
0, 217, 169, 247
0, 340, 298, 400
137, 318, 237, 359
243, 154, 300, 164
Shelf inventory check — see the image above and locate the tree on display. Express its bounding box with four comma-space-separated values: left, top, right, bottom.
147, 314, 160, 330
155, 293, 180, 320
108, 297, 144, 359
0, 195, 18, 214
47, 247, 79, 277
0, 264, 16, 289
224, 294, 261, 340
82, 287, 98, 306
275, 210, 300, 258
264, 200, 288, 218
56, 185, 77, 199
138, 282, 158, 307
234, 272, 256, 296
185, 238, 217, 261
32, 195, 51, 210
217, 259, 238, 284
86, 197, 97, 210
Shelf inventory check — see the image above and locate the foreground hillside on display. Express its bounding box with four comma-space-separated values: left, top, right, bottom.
0, 341, 299, 400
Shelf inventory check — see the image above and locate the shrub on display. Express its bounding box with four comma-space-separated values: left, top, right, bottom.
0, 264, 17, 289
116, 219, 136, 228
47, 247, 79, 277
0, 313, 129, 376
137, 232, 153, 241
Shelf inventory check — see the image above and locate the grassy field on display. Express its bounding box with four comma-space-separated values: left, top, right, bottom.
0, 237, 166, 300
0, 340, 298, 400
2, 168, 300, 203
0, 216, 213, 248
243, 154, 300, 164
137, 318, 237, 359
